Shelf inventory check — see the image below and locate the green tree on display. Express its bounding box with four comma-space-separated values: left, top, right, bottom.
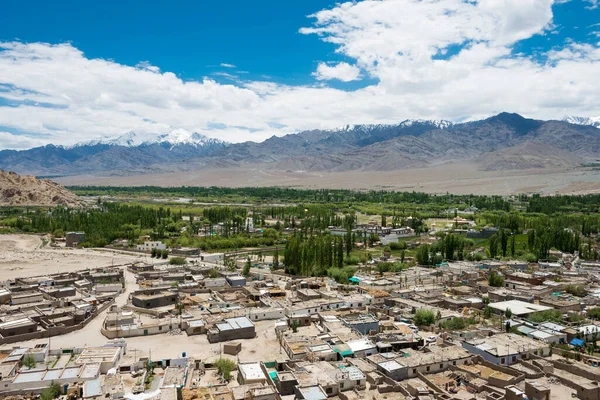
243, 257, 252, 277
489, 234, 498, 258
416, 245, 430, 266
484, 306, 492, 319
23, 354, 36, 369
40, 381, 61, 400
272, 250, 279, 269
504, 307, 512, 319
169, 257, 187, 265
510, 234, 516, 257
488, 271, 504, 287
565, 284, 587, 297
588, 308, 600, 320
413, 309, 435, 326
214, 358, 236, 381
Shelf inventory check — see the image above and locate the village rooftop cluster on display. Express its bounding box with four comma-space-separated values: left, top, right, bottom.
1, 243, 600, 400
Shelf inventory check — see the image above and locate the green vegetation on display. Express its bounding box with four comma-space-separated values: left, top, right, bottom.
23, 354, 36, 369
565, 284, 587, 297
168, 257, 187, 265
441, 317, 476, 331
214, 358, 236, 381
588, 308, 600, 320
376, 261, 407, 274
39, 381, 61, 400
6, 186, 600, 285
327, 266, 356, 284
528, 310, 564, 323
488, 271, 505, 287
414, 309, 435, 326
243, 257, 252, 277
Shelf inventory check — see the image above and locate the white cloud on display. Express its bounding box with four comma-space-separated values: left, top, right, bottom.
0, 131, 48, 150
220, 63, 236, 68
585, 0, 599, 9
0, 0, 599, 149
313, 62, 361, 81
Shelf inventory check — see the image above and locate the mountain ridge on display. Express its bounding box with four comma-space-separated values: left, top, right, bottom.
1, 112, 599, 177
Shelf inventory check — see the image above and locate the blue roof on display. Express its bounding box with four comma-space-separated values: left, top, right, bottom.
570, 338, 585, 347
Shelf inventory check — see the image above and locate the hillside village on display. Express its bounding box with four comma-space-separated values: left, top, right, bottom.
3, 187, 600, 400
2, 228, 600, 400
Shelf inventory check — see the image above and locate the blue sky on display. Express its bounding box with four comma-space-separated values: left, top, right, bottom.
1, 1, 357, 86
0, 0, 599, 149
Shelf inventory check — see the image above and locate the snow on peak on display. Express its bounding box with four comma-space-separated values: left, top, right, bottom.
67, 129, 227, 150
398, 119, 453, 129
68, 131, 139, 148
334, 119, 453, 132
562, 116, 600, 128
143, 129, 225, 148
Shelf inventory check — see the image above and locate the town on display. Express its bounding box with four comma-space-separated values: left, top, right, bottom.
1, 188, 600, 400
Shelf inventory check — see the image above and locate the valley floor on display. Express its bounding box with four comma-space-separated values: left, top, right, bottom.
56, 163, 600, 195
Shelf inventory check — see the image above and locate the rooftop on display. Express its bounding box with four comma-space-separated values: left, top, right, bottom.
488, 300, 553, 316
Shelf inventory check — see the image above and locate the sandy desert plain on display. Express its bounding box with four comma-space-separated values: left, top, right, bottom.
56, 163, 600, 195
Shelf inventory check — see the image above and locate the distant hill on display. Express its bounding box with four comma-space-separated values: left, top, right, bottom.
1, 113, 599, 176
0, 170, 81, 207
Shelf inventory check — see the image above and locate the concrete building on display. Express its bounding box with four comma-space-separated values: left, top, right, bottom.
136, 241, 167, 253
237, 362, 266, 385
0, 317, 38, 337
346, 338, 377, 358
131, 289, 178, 309
74, 346, 123, 374
488, 300, 553, 317
462, 333, 550, 365
225, 276, 247, 287
207, 316, 256, 343
339, 313, 379, 335
66, 232, 86, 247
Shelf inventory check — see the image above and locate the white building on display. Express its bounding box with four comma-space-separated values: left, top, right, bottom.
136, 241, 166, 252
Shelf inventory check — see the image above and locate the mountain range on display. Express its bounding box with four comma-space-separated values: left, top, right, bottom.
1, 112, 600, 177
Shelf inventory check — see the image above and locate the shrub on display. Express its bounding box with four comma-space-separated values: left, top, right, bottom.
528, 310, 563, 323
488, 271, 504, 287
214, 358, 236, 381
414, 309, 435, 326
327, 266, 356, 284
344, 256, 361, 265
390, 241, 407, 250
565, 284, 587, 297
40, 382, 61, 400
588, 307, 600, 319
169, 257, 187, 265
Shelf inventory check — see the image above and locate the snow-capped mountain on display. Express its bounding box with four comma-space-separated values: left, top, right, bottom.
562, 116, 600, 129
398, 119, 453, 129
67, 131, 140, 148
335, 119, 453, 133
69, 130, 228, 150
3, 113, 600, 177
142, 129, 227, 149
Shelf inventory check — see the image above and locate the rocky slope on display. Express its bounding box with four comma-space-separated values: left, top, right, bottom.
0, 170, 81, 207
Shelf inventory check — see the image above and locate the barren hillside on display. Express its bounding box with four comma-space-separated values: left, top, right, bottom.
0, 170, 81, 207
